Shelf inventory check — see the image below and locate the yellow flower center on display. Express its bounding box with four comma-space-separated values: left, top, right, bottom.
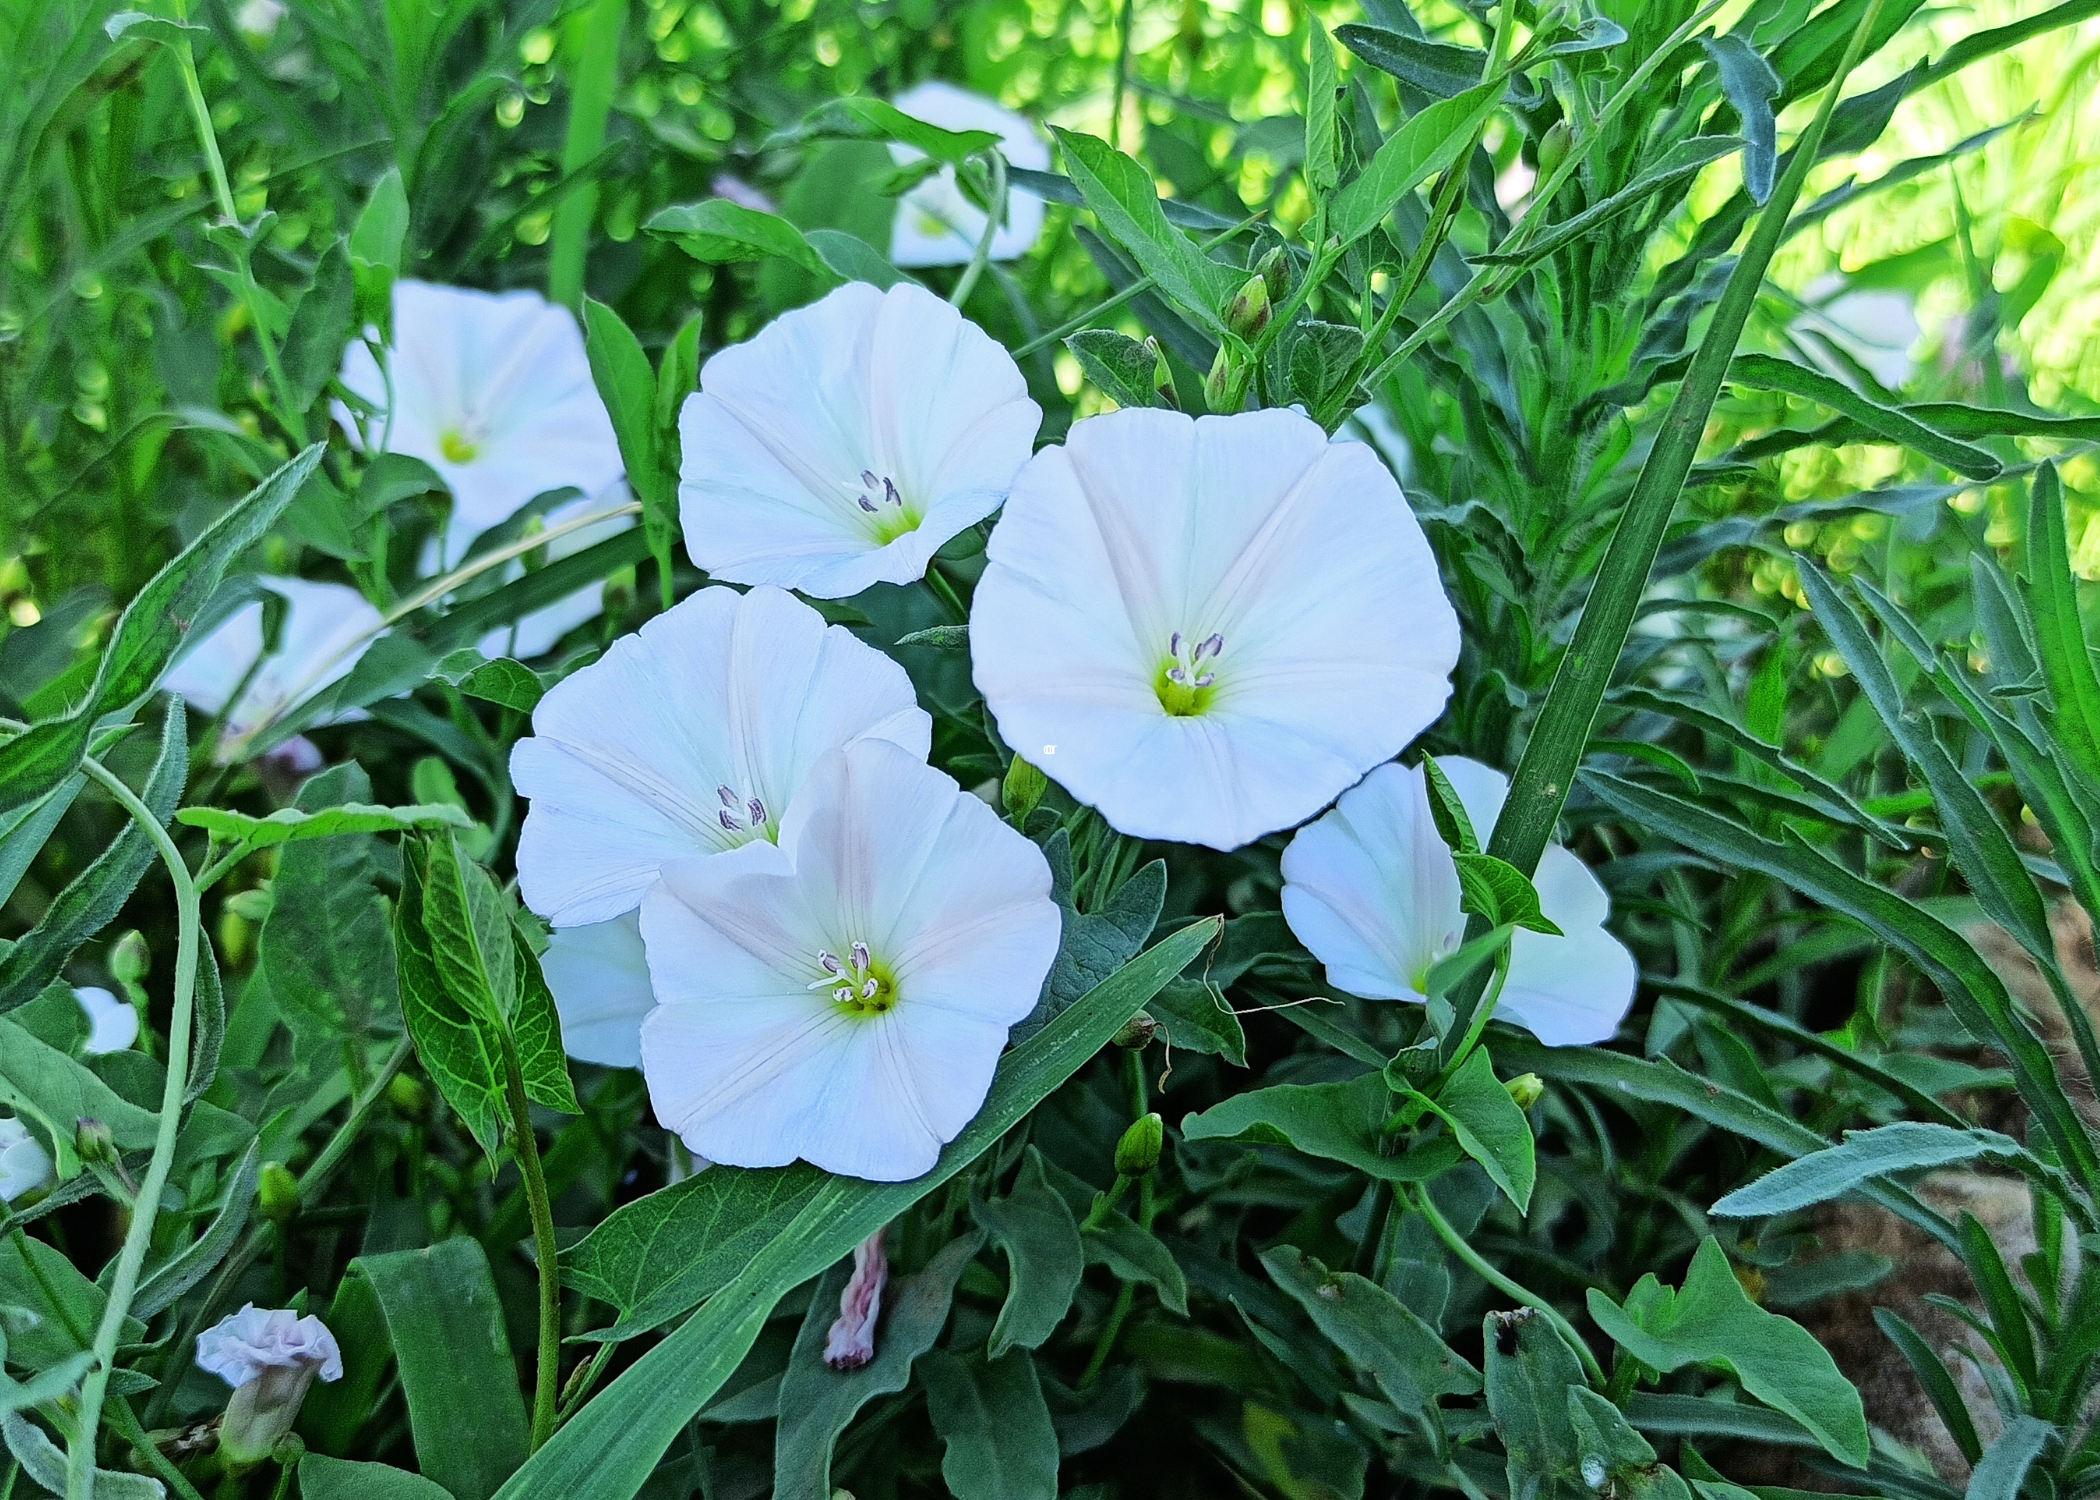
439, 429, 479, 464
1154, 630, 1224, 717
814, 941, 900, 1017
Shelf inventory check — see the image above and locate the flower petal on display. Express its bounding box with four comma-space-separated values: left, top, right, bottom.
1500, 845, 1637, 1045
540, 913, 655, 1068
511, 584, 930, 926
889, 82, 1051, 268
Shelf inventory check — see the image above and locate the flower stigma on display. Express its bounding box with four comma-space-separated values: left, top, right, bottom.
810, 939, 899, 1016
439, 427, 480, 464
1154, 630, 1224, 717
849, 468, 921, 544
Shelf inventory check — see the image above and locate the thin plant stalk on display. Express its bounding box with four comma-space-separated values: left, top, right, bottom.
948, 150, 1009, 309
1411, 1185, 1605, 1385
63, 757, 201, 1500
548, 0, 627, 309
501, 1034, 564, 1451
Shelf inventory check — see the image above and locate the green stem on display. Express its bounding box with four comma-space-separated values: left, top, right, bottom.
501, 1033, 563, 1451
547, 0, 626, 309
64, 757, 201, 1500
104, 1400, 209, 1500
1079, 1050, 1154, 1389
1412, 1185, 1604, 1384
1109, 0, 1138, 152
948, 150, 1008, 310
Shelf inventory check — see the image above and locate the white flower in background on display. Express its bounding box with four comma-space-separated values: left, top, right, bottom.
163, 576, 384, 754
236, 0, 285, 41
0, 1117, 53, 1203
888, 81, 1050, 268
638, 739, 1060, 1181
676, 281, 1040, 599
73, 986, 139, 1055
511, 584, 931, 928
338, 281, 625, 555
197, 1305, 344, 1466
541, 913, 653, 1068
1798, 273, 1921, 393
971, 406, 1460, 851
1279, 757, 1637, 1046
469, 488, 639, 661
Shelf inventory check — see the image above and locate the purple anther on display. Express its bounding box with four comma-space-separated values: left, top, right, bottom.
718, 810, 742, 832
852, 940, 871, 971
1200, 633, 1224, 658
748, 798, 767, 826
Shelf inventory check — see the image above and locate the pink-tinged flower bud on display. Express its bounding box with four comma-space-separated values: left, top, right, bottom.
1225, 274, 1271, 341
823, 1228, 890, 1370
197, 1305, 344, 1468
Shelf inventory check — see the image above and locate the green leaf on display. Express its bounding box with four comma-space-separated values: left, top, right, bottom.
770, 96, 1000, 164
1146, 977, 1247, 1066
920, 1350, 1061, 1500
0, 707, 185, 1012
1049, 127, 1238, 337
343, 1239, 531, 1500
1587, 1239, 1868, 1465
1421, 755, 1480, 855
1065, 329, 1166, 409
1083, 1211, 1189, 1316
1967, 1417, 2056, 1500
803, 228, 913, 290
1181, 1070, 1463, 1181
1336, 24, 1487, 98
1712, 1122, 2019, 1218
582, 297, 660, 506
1486, 1308, 1587, 1500
1701, 37, 1781, 202
0, 1017, 160, 1177
645, 200, 826, 274
895, 624, 971, 649
1306, 16, 1340, 194
259, 763, 403, 1053
1872, 1308, 1982, 1464
509, 923, 579, 1114
1262, 1246, 1480, 1418
0, 1228, 143, 1367
0, 447, 319, 821
349, 168, 410, 319
134, 1139, 260, 1319
300, 1456, 457, 1500
1273, 319, 1365, 415
1013, 837, 1166, 1044
1471, 137, 1742, 270
458, 657, 546, 714
493, 917, 1218, 1500
0, 776, 83, 914
1569, 1391, 1695, 1500
395, 837, 506, 1154
1452, 852, 1561, 936
176, 799, 471, 851
1728, 354, 2000, 476
972, 1148, 1085, 1358
2, 1410, 163, 1500
2019, 463, 2100, 788
284, 240, 355, 411
773, 1231, 982, 1500
419, 833, 519, 1027
103, 10, 207, 45
1328, 81, 1500, 249
1423, 1047, 1536, 1211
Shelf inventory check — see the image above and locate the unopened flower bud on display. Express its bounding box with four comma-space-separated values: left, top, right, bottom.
1147, 337, 1179, 410
387, 1072, 430, 1117
1112, 1012, 1159, 1049
824, 1227, 889, 1370
1002, 755, 1048, 824
258, 1162, 299, 1223
1257, 245, 1291, 305
75, 1118, 117, 1166
1225, 274, 1271, 341
1537, 120, 1570, 179
1115, 1112, 1163, 1177
110, 930, 151, 985
1203, 345, 1249, 414
271, 1432, 306, 1466
1504, 1072, 1545, 1111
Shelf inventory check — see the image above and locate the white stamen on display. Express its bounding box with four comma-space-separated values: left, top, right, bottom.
1194, 672, 1215, 688
861, 977, 879, 999
834, 986, 855, 1005
718, 809, 742, 832
1170, 631, 1183, 656
819, 951, 842, 974
748, 798, 767, 825
717, 786, 739, 809
1200, 633, 1224, 658
858, 496, 879, 513
1167, 666, 1188, 685
852, 940, 870, 970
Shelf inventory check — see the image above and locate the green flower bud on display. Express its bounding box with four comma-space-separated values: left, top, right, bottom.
1224, 273, 1271, 341
75, 1118, 117, 1166
1537, 120, 1570, 180
1147, 336, 1179, 410
258, 1162, 300, 1223
1257, 245, 1291, 305
1002, 755, 1048, 825
109, 929, 151, 985
1115, 1112, 1163, 1177
1504, 1072, 1545, 1111
1112, 1012, 1159, 1049
1203, 345, 1249, 414
387, 1072, 431, 1117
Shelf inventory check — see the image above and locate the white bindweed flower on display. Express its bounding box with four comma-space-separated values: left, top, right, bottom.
511, 584, 931, 928
676, 281, 1040, 598
338, 281, 625, 549
541, 913, 653, 1068
197, 1305, 344, 1467
971, 407, 1460, 850
888, 81, 1050, 268
1798, 273, 1920, 393
638, 739, 1060, 1181
1279, 757, 1637, 1046
74, 987, 139, 1055
0, 1117, 53, 1203
163, 576, 384, 756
